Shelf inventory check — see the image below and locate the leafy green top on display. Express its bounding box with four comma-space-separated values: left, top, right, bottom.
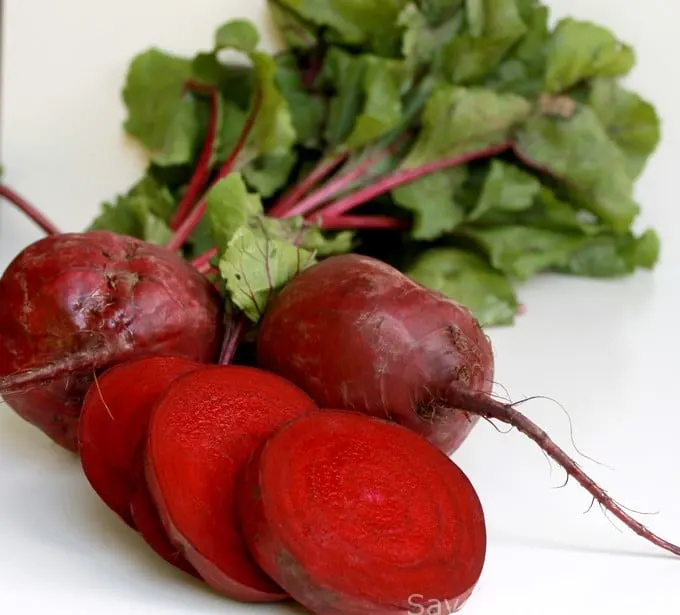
90, 0, 661, 327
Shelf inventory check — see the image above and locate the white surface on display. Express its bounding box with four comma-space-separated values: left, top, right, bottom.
1, 1, 679, 613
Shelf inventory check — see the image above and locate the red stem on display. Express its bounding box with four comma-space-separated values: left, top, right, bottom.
170, 85, 220, 230
283, 146, 397, 219
449, 388, 680, 558
316, 142, 513, 220
166, 90, 263, 252
219, 314, 249, 365
0, 184, 61, 235
268, 152, 349, 218
192, 247, 218, 271
318, 215, 409, 230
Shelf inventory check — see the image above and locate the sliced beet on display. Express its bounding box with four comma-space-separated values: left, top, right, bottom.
145, 365, 318, 602
129, 478, 198, 577
237, 410, 487, 615
78, 355, 200, 526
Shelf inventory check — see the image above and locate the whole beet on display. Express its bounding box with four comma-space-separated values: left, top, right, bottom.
0, 231, 224, 451
257, 254, 495, 455
257, 254, 680, 560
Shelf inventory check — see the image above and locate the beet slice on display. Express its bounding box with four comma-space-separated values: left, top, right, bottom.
146, 365, 318, 602
129, 478, 198, 577
78, 355, 200, 526
237, 410, 487, 615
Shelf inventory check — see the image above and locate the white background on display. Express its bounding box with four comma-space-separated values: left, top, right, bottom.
1, 1, 679, 613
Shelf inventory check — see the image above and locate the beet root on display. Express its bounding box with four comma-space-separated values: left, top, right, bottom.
257, 254, 494, 456
238, 410, 486, 615
78, 355, 201, 526
257, 254, 680, 557
129, 478, 198, 577
0, 231, 224, 451
145, 365, 318, 602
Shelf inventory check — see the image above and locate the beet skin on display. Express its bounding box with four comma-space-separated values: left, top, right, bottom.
0, 231, 224, 451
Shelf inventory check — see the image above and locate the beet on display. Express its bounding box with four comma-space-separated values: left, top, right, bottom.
257, 253, 680, 557
129, 478, 197, 577
238, 410, 487, 615
78, 355, 201, 526
0, 231, 224, 451
257, 253, 494, 455
145, 365, 318, 602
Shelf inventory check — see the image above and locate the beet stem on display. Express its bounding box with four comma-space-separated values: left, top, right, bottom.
268, 152, 349, 218
318, 215, 409, 230
170, 85, 220, 231
450, 388, 680, 557
219, 314, 249, 365
0, 184, 61, 235
283, 146, 397, 219
166, 90, 263, 252
314, 142, 513, 220
192, 247, 219, 272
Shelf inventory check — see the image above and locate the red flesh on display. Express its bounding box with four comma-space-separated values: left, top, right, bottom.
257, 254, 494, 455
129, 477, 198, 577
0, 231, 224, 451
145, 365, 318, 602
238, 410, 486, 615
257, 254, 680, 558
78, 355, 201, 526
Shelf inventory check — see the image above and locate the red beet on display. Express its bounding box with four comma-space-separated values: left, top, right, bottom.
78, 355, 201, 526
258, 254, 494, 455
0, 231, 224, 451
238, 410, 486, 615
257, 253, 680, 558
145, 365, 318, 602
129, 478, 198, 577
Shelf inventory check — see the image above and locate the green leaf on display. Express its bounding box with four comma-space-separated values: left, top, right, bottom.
219, 225, 316, 323
209, 28, 297, 158
476, 186, 601, 234
88, 176, 175, 245
150, 96, 201, 167
215, 101, 249, 163
274, 0, 410, 56
250, 51, 297, 155
274, 53, 326, 148
398, 3, 462, 70
588, 78, 661, 179
515, 104, 639, 233
242, 152, 297, 197
419, 0, 464, 24
269, 0, 318, 50
468, 159, 540, 220
485, 4, 550, 97
191, 54, 255, 107
404, 85, 531, 164
555, 228, 660, 277
439, 0, 527, 84
122, 49, 193, 152
392, 167, 468, 240
205, 174, 264, 254
406, 247, 518, 326
299, 226, 356, 256
345, 56, 408, 148
319, 49, 408, 149
461, 225, 586, 280
248, 216, 355, 257
215, 19, 260, 52
544, 19, 635, 93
